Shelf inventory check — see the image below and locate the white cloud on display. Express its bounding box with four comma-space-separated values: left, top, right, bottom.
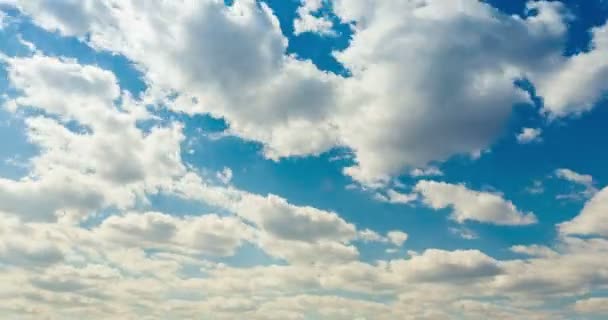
10, 0, 607, 186
555, 168, 594, 186
216, 167, 233, 184
233, 193, 357, 244
357, 229, 408, 247
357, 228, 384, 242
391, 249, 502, 283
525, 179, 545, 195
510, 244, 557, 258
449, 226, 479, 240
1, 2, 608, 318
0, 212, 607, 319
559, 186, 608, 237
531, 22, 608, 116
1, 55, 185, 221
555, 168, 597, 200
374, 189, 417, 204
332, 0, 567, 185
293, 0, 335, 36
0, 215, 64, 267
387, 231, 408, 247
95, 212, 252, 257
410, 166, 444, 178
516, 127, 542, 144
166, 173, 362, 264
415, 180, 537, 225
494, 237, 608, 296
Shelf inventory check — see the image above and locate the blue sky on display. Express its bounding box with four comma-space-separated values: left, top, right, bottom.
1, 0, 608, 319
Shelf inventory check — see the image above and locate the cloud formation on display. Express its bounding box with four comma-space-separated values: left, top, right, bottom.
415, 180, 537, 225
0, 0, 608, 318
9, 0, 608, 185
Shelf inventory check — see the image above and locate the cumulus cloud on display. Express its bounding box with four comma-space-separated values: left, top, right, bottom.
387, 231, 408, 247
374, 189, 417, 204
516, 127, 542, 144
357, 228, 385, 242
415, 180, 537, 225
1, 1, 608, 318
531, 22, 608, 116
559, 186, 608, 237
293, 0, 335, 36
0, 212, 607, 318
332, 0, 568, 185
10, 0, 342, 160
0, 55, 184, 221
233, 193, 357, 244
410, 166, 444, 178
510, 244, 557, 258
9, 0, 608, 186
392, 249, 502, 283
0, 215, 64, 268
0, 52, 371, 264
95, 212, 253, 257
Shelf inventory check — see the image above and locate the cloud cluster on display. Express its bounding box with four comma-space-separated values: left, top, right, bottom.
1, 55, 184, 221
9, 0, 608, 186
415, 180, 537, 225
1, 1, 608, 318
516, 127, 543, 144
2, 209, 607, 319
559, 186, 608, 236
293, 0, 335, 36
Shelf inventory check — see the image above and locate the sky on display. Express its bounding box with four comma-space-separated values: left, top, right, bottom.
0, 0, 608, 319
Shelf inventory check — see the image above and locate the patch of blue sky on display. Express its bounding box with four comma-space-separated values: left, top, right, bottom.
264, 0, 352, 75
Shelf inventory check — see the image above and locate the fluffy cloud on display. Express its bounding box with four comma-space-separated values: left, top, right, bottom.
494, 237, 608, 296
516, 127, 542, 144
0, 55, 185, 221
95, 212, 253, 256
555, 168, 594, 186
0, 52, 372, 264
410, 166, 444, 178
11, 0, 342, 160
387, 231, 408, 247
1, 212, 607, 319
293, 0, 335, 36
392, 249, 502, 283
531, 22, 608, 116
1, 1, 608, 318
374, 189, 417, 204
555, 168, 598, 201
415, 180, 537, 225
0, 215, 64, 267
332, 0, 567, 184
559, 186, 608, 236
232, 194, 357, 243
10, 0, 608, 186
